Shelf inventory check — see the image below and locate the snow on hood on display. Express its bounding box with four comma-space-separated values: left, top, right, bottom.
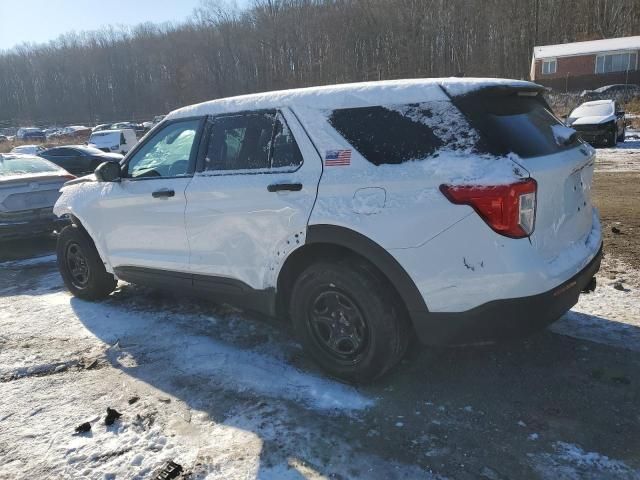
166, 78, 542, 120
62, 173, 97, 187
569, 114, 616, 126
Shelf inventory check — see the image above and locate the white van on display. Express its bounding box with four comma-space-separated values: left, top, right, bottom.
88, 129, 137, 154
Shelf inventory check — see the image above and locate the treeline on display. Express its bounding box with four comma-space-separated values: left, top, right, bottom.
1, 0, 639, 126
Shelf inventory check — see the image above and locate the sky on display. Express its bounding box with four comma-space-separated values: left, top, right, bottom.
0, 0, 205, 51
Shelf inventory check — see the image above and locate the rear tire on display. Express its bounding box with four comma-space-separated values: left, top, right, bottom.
57, 225, 116, 300
290, 261, 409, 383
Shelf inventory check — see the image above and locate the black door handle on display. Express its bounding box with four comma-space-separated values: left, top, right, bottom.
152, 188, 175, 198
267, 182, 302, 192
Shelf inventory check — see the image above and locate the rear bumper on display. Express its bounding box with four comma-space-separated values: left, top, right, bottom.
412, 243, 603, 345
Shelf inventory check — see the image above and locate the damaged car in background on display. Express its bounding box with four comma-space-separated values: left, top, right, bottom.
565, 99, 626, 147
0, 154, 74, 240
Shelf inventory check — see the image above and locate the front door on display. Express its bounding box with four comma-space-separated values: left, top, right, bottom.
185, 109, 322, 291
93, 118, 204, 274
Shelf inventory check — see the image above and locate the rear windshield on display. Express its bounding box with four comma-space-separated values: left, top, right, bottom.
0, 157, 60, 176
454, 93, 580, 158
570, 102, 614, 118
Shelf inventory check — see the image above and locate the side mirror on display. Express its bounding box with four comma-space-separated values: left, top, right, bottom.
94, 161, 122, 182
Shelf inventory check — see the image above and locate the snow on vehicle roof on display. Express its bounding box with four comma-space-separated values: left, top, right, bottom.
534, 35, 640, 59
167, 78, 540, 120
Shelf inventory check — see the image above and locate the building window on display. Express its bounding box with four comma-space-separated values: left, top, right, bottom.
542, 59, 557, 75
596, 52, 638, 74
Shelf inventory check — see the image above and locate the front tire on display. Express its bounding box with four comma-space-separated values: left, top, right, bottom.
57, 225, 116, 300
290, 261, 409, 383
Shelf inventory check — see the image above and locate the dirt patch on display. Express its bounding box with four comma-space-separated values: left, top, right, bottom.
592, 171, 640, 270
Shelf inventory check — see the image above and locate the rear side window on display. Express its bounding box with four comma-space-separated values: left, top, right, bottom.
204, 110, 303, 173
454, 93, 580, 158
328, 102, 486, 165
328, 107, 442, 165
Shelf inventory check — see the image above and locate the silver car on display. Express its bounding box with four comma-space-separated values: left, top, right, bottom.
0, 154, 74, 240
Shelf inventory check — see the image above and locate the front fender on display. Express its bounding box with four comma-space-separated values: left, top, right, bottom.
54, 184, 114, 274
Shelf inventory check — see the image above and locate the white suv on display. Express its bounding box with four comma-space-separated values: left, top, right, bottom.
54, 79, 602, 382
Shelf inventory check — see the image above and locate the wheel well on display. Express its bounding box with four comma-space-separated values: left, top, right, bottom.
276, 243, 411, 325
69, 215, 88, 235
66, 215, 111, 271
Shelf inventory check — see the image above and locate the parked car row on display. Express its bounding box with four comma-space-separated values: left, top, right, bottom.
92, 120, 155, 136
5, 114, 165, 145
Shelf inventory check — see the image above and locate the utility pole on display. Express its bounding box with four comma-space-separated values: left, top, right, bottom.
534, 0, 540, 47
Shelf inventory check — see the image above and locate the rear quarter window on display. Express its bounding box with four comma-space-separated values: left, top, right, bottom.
328, 102, 485, 166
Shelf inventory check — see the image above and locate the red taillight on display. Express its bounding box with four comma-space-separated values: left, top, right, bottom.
439, 179, 537, 239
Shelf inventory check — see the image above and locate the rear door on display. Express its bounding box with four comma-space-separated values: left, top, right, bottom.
185, 109, 321, 290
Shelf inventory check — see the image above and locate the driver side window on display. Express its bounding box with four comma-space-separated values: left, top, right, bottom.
126, 119, 201, 178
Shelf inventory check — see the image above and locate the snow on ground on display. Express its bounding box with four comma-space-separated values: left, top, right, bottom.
0, 255, 437, 480
1, 247, 639, 478
529, 441, 640, 480
594, 131, 640, 173
552, 256, 640, 352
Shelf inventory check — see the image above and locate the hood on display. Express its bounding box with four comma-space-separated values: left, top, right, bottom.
63, 173, 96, 187
567, 114, 615, 126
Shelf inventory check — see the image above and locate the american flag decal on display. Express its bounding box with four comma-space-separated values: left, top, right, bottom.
325, 149, 351, 166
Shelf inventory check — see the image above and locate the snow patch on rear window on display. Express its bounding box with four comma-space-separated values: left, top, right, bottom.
391, 102, 481, 154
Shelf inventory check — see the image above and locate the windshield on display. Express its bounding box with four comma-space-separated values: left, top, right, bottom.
0, 156, 61, 176
570, 102, 614, 118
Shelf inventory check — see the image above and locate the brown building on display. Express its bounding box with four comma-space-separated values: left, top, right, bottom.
531, 36, 640, 92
